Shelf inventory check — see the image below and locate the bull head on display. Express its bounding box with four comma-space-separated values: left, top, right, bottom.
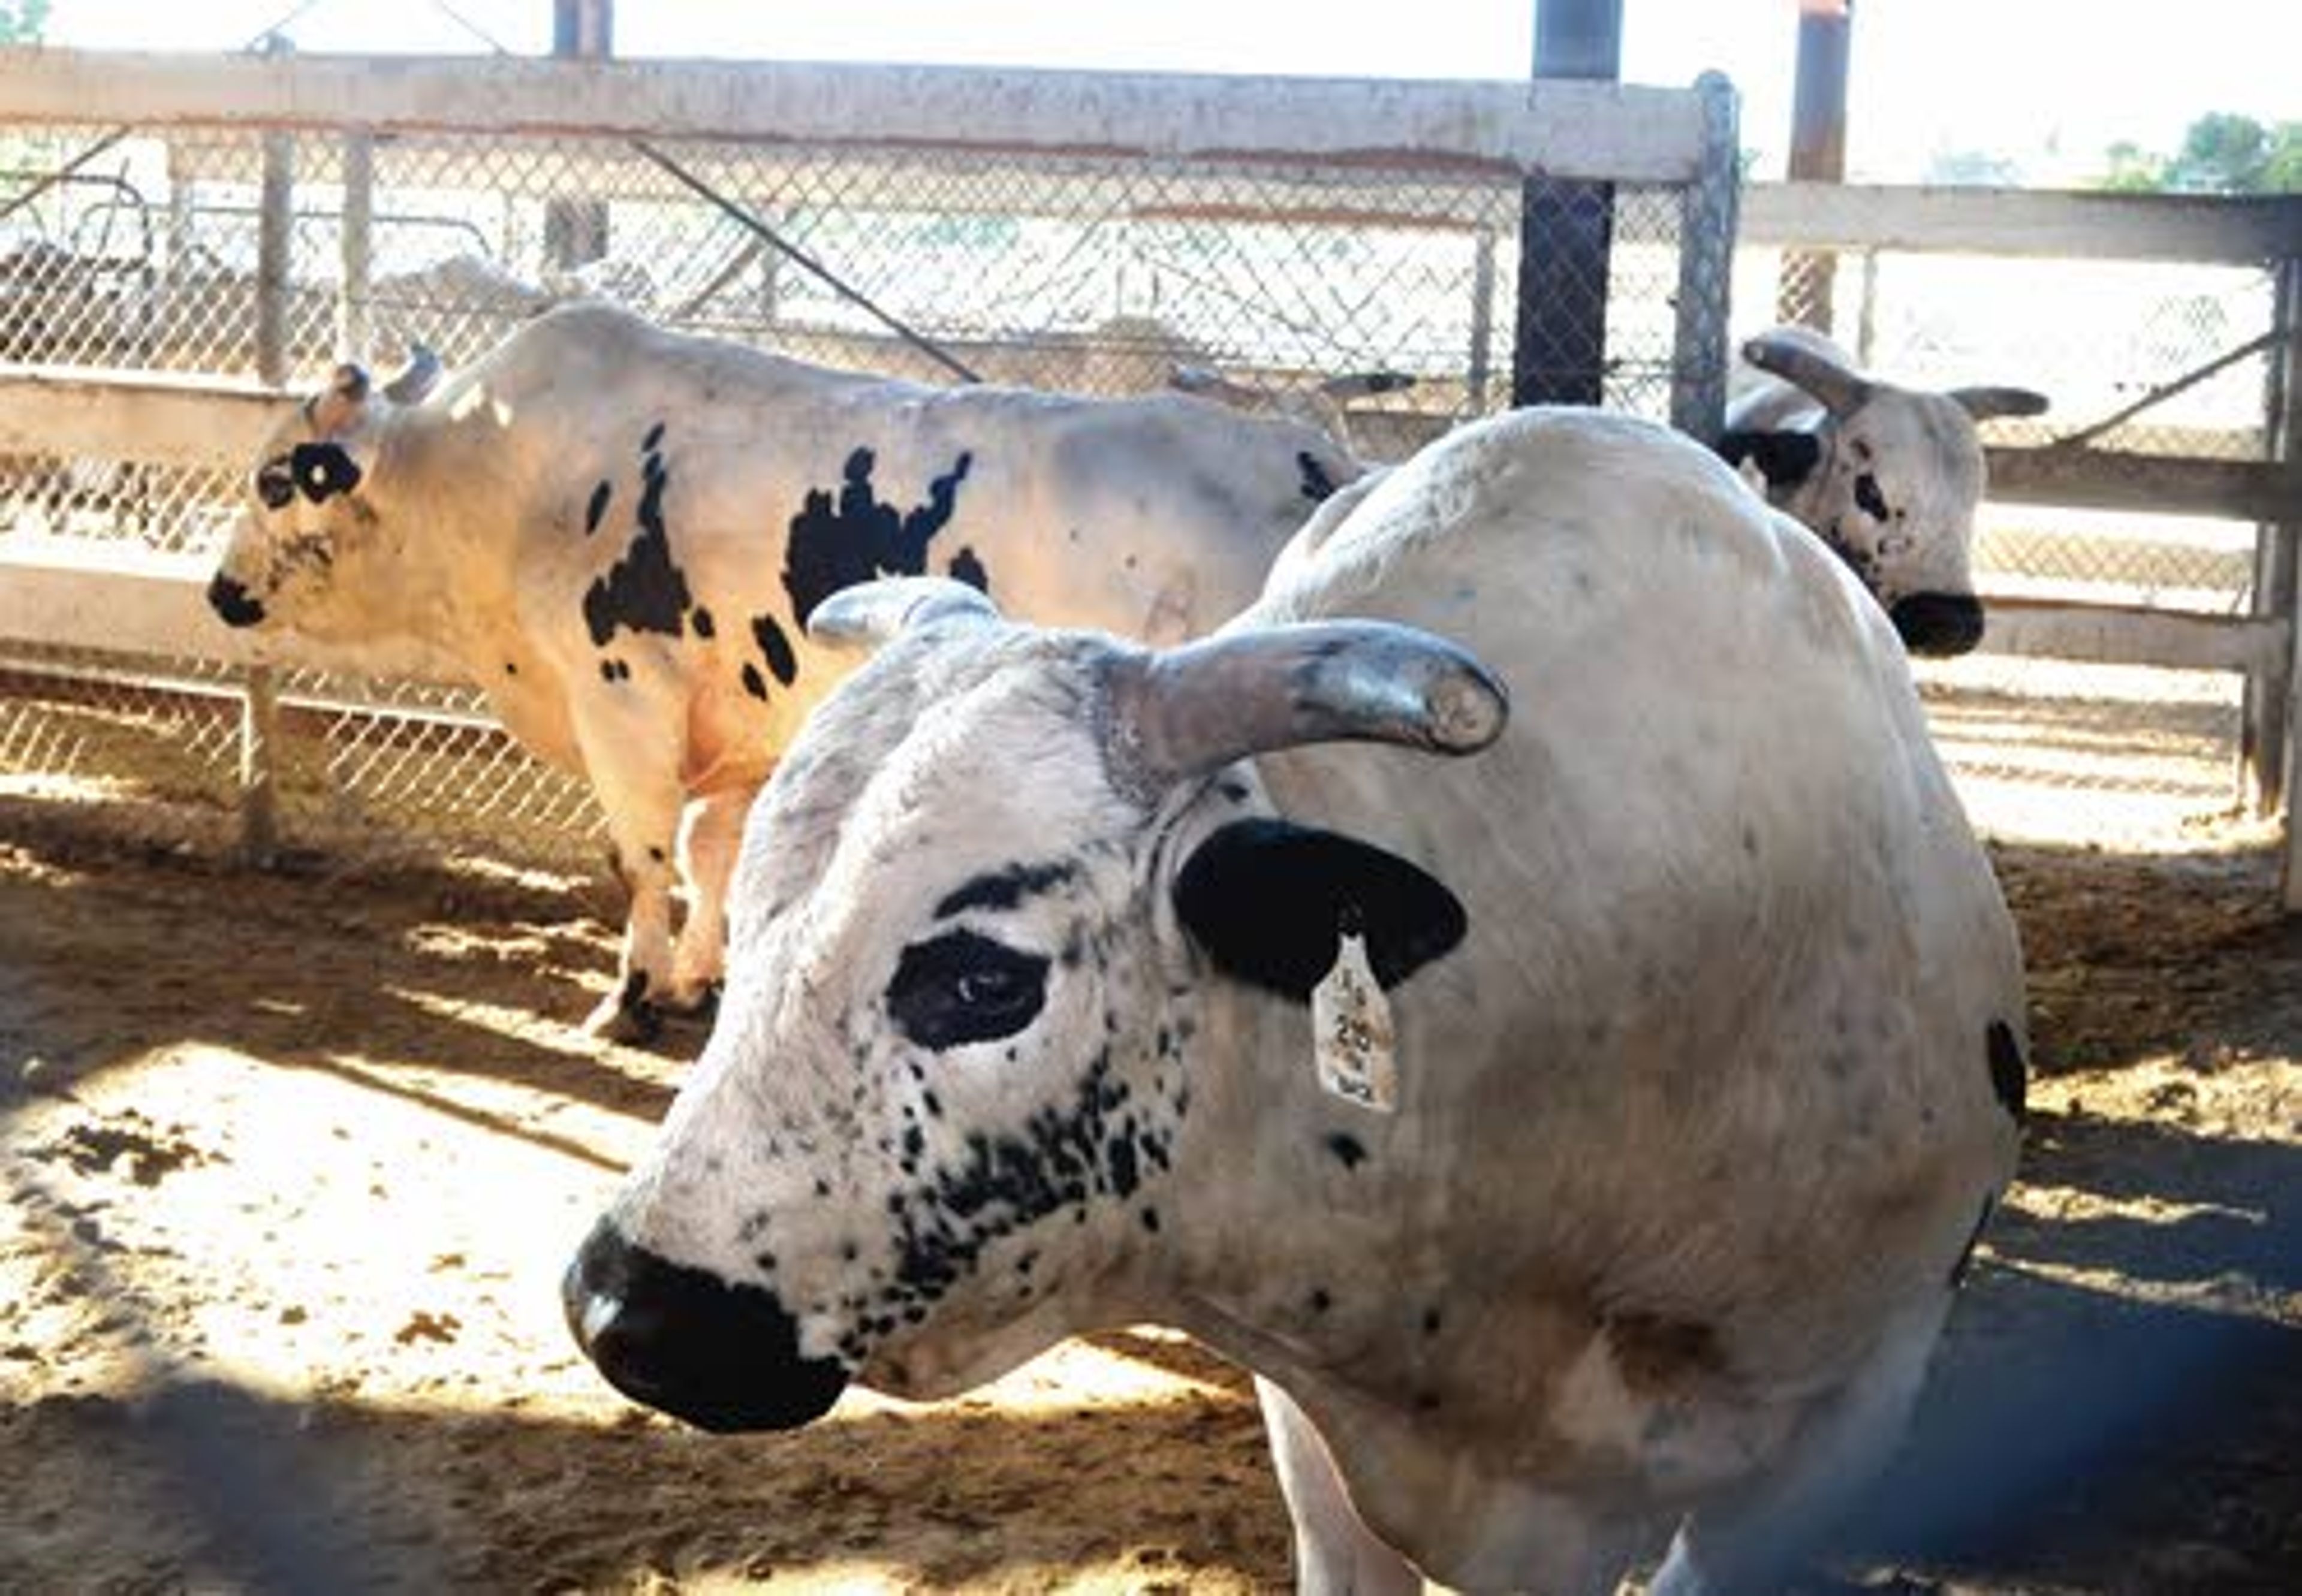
564, 577, 1506, 1433
205, 342, 447, 636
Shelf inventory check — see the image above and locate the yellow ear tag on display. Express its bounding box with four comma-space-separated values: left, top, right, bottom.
1312, 916, 1397, 1114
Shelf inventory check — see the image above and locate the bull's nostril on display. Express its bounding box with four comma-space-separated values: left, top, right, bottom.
1889, 592, 1985, 657
564, 1217, 848, 1434
206, 574, 267, 628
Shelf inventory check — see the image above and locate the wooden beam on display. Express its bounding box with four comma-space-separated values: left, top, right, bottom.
1980, 595, 2289, 675
0, 541, 461, 682
1985, 446, 2302, 525
0, 50, 1714, 184
1742, 182, 2302, 264
0, 366, 292, 466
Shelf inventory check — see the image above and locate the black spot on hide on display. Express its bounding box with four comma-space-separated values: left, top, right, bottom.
934, 861, 1079, 921
583, 434, 692, 648
584, 479, 611, 534
1716, 428, 1822, 491
781, 446, 975, 631
1298, 450, 1338, 503
890, 1049, 1167, 1307
751, 613, 798, 688
691, 605, 716, 639
740, 663, 769, 701
948, 545, 991, 596
1852, 470, 1892, 521
1987, 1021, 2028, 1123
1324, 1132, 1368, 1171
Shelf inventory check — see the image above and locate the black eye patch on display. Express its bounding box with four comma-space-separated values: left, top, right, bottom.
288, 442, 362, 503
255, 462, 296, 510
887, 930, 1050, 1051
1852, 471, 1891, 521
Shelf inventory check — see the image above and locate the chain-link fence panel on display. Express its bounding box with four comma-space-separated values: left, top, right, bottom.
0, 77, 1733, 871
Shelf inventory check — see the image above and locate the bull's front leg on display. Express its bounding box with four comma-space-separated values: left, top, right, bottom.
570, 705, 689, 1044
667, 784, 758, 1018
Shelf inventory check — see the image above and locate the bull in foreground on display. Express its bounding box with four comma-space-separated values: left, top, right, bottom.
564, 406, 2027, 1592
205, 301, 1356, 1037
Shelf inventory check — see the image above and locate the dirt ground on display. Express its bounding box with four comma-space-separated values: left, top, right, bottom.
2, 672, 2300, 1594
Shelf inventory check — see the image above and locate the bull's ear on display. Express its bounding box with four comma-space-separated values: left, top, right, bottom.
1173, 817, 1466, 1003
1717, 428, 1822, 490
306, 363, 372, 438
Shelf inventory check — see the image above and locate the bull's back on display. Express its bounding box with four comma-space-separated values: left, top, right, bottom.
487, 303, 1347, 645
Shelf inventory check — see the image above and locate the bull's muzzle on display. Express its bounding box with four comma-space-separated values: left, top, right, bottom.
206, 574, 267, 629
563, 1217, 848, 1433
1888, 591, 1985, 657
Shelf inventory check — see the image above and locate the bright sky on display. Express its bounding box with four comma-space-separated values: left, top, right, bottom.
43, 0, 2302, 184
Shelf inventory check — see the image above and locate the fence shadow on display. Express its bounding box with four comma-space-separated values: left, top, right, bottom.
0, 794, 678, 1139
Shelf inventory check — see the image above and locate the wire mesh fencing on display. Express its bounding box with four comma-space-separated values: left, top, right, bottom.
0, 74, 1734, 869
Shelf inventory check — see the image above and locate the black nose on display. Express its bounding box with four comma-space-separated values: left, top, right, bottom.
1888, 592, 1985, 657
563, 1217, 848, 1433
206, 574, 267, 628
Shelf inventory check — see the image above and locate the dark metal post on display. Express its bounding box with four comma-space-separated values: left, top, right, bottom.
2248, 257, 2299, 836
546, 0, 613, 269
1514, 0, 1623, 409
1779, 0, 1852, 328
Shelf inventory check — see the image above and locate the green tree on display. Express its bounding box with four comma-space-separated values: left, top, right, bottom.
0, 2, 49, 44
2098, 111, 2302, 194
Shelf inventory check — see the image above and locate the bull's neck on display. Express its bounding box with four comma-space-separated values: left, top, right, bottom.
358, 402, 528, 662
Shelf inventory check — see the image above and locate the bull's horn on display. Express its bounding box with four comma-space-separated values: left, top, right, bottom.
1743, 330, 1873, 417
381, 345, 444, 406
1946, 385, 2050, 422
805, 576, 1002, 649
1111, 620, 1508, 786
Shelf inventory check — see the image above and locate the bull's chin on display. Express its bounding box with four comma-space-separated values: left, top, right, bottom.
608, 1362, 849, 1435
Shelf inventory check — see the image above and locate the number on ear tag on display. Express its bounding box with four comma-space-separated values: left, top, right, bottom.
1311, 922, 1397, 1113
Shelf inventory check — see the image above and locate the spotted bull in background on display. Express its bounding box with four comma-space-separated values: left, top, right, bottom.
206, 300, 1360, 1039
565, 407, 2027, 1591
1718, 325, 2048, 657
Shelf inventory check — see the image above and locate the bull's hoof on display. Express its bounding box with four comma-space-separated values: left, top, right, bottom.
584, 973, 664, 1045
657, 978, 724, 1026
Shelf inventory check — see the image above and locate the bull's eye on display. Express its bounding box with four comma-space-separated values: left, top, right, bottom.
255, 463, 296, 510
1852, 472, 1891, 521
888, 930, 1050, 1051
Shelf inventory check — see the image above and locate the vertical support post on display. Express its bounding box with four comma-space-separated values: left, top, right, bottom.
247, 80, 296, 865
1514, 0, 1622, 409
1670, 71, 1741, 446
545, 0, 613, 270
338, 128, 374, 365
1854, 247, 1881, 366
1467, 225, 1497, 415
2252, 258, 2302, 910
240, 669, 281, 868
1778, 0, 1852, 330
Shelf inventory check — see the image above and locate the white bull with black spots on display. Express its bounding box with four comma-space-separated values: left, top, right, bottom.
204, 300, 1358, 1040
1718, 325, 2047, 657
563, 406, 2029, 1592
